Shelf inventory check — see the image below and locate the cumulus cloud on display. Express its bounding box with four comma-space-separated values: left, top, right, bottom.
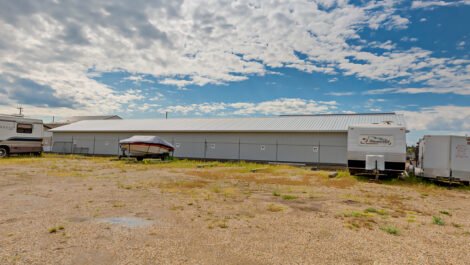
400, 106, 470, 131
0, 0, 468, 116
411, 1, 470, 9
365, 85, 470, 95
325, 91, 355, 96
159, 98, 337, 116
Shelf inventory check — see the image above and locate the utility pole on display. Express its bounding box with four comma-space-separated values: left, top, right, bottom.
17, 106, 23, 116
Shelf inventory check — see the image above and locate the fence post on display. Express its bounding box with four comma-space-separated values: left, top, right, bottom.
317, 140, 321, 169
275, 140, 278, 162
71, 137, 74, 154
117, 137, 120, 156
92, 136, 96, 155
204, 139, 207, 160
50, 133, 54, 153
238, 138, 241, 162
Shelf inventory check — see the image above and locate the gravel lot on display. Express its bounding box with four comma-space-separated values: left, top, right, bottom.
0, 155, 469, 265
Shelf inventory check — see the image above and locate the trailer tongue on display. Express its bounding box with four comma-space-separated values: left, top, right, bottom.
119, 135, 175, 161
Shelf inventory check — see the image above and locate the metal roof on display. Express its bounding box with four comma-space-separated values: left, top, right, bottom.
61, 115, 122, 123
51, 113, 405, 133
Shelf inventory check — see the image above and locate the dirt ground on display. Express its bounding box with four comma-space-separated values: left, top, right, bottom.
0, 155, 469, 265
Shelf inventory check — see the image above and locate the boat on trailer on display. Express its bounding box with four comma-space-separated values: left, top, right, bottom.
119, 135, 175, 161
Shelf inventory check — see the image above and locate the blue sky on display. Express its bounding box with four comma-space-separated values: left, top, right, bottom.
0, 0, 469, 144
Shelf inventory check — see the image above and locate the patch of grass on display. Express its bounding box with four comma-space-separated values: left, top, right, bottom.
432, 216, 445, 226
281, 194, 298, 200
188, 168, 313, 186
221, 187, 239, 198
218, 222, 228, 229
345, 218, 376, 230
272, 191, 281, 197
117, 182, 136, 190
343, 211, 370, 218
439, 210, 451, 216
170, 205, 184, 211
318, 170, 357, 188
364, 207, 388, 216
407, 215, 416, 223
159, 180, 208, 190
452, 223, 462, 228
267, 203, 285, 212
381, 225, 400, 235
210, 185, 221, 193
112, 202, 126, 208
48, 226, 65, 234
341, 209, 380, 230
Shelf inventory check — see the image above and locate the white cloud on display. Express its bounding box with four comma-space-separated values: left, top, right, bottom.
0, 0, 468, 117
124, 75, 154, 84
411, 1, 470, 9
369, 40, 396, 50
159, 98, 337, 116
365, 85, 470, 95
457, 41, 466, 50
325, 91, 355, 96
400, 106, 470, 131
400, 36, 418, 42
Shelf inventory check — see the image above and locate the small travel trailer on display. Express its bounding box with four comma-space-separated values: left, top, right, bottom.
347, 123, 407, 178
0, 114, 44, 157
415, 135, 470, 183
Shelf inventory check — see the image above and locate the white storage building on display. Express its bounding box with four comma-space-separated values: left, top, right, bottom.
50, 113, 406, 165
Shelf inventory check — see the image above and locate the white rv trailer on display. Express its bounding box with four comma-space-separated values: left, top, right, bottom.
347, 123, 407, 177
0, 114, 44, 157
416, 135, 470, 183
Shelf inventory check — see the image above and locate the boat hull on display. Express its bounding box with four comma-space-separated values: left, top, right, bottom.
120, 143, 173, 156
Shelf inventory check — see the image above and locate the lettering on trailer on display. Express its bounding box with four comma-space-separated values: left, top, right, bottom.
456, 145, 469, 159
359, 135, 394, 146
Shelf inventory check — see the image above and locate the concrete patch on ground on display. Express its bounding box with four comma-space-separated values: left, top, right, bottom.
97, 217, 153, 228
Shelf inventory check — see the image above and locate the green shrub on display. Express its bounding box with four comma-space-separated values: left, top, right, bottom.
281, 194, 298, 200
432, 216, 445, 226
381, 226, 399, 235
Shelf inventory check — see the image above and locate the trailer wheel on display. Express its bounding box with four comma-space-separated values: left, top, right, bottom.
0, 147, 8, 158
136, 157, 144, 162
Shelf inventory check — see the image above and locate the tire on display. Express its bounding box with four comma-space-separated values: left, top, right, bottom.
136, 157, 144, 161
0, 147, 8, 158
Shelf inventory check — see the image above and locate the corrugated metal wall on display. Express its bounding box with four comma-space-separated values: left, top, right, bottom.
51, 132, 347, 165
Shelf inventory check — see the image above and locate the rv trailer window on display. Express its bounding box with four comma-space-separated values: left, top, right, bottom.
17, 123, 33, 134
